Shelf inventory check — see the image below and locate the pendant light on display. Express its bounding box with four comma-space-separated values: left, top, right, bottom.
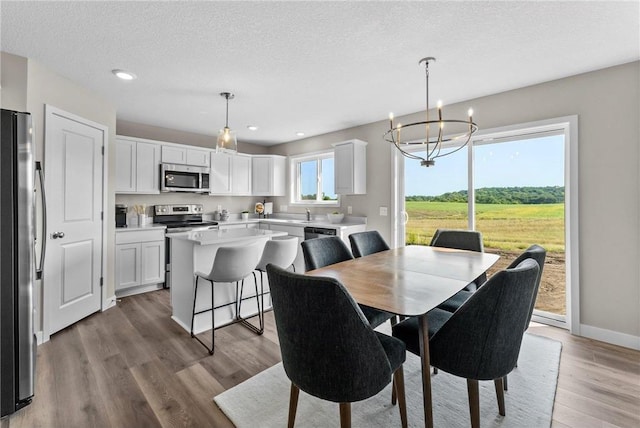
216, 92, 238, 153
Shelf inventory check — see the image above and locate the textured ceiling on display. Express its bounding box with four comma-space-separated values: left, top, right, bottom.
1, 1, 638, 146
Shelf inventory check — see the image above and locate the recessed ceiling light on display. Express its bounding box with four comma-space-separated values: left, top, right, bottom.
112, 69, 137, 81
296, 132, 305, 137
247, 125, 258, 131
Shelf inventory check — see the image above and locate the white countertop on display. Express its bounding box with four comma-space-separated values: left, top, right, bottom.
115, 224, 166, 232
167, 228, 286, 245
215, 215, 367, 230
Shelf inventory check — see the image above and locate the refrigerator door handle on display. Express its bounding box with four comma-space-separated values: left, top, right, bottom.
35, 161, 46, 280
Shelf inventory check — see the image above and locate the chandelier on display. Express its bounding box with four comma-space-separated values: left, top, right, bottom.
384, 57, 478, 167
216, 92, 238, 153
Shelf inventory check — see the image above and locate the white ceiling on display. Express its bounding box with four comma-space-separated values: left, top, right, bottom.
1, 1, 638, 146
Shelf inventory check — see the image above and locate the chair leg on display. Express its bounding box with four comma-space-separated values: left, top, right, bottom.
236, 273, 264, 335
494, 377, 506, 416
190, 275, 215, 355
433, 367, 438, 375
339, 402, 351, 428
503, 374, 508, 391
391, 377, 396, 405
394, 367, 408, 428
287, 383, 299, 428
467, 379, 480, 428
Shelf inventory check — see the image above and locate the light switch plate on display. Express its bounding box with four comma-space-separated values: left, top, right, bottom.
280, 205, 288, 212
379, 206, 388, 216
348, 206, 353, 214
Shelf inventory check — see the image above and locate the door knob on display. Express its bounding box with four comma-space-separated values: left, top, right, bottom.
51, 232, 65, 239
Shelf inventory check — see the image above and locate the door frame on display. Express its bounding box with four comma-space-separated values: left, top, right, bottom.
392, 115, 580, 335
42, 105, 108, 342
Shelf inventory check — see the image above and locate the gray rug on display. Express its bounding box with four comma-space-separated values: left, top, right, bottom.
214, 333, 561, 427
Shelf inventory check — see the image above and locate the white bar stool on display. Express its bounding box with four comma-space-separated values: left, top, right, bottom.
191, 241, 264, 354
238, 236, 299, 335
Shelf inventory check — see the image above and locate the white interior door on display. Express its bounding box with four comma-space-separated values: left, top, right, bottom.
44, 106, 105, 337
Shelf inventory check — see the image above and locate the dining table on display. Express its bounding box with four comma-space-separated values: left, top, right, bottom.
305, 244, 500, 428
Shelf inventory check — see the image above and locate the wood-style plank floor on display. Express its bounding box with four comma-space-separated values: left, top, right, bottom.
2, 289, 639, 427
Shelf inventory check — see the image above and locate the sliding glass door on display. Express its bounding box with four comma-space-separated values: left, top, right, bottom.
398, 118, 577, 328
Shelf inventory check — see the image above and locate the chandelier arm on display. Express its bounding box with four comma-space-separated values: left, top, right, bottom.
393, 141, 428, 161
430, 134, 473, 160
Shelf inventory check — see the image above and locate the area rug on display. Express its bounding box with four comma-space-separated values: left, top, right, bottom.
214, 333, 561, 427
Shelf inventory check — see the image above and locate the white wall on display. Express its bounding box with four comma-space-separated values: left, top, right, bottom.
268, 61, 640, 342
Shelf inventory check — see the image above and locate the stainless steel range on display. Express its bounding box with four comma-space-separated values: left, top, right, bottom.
154, 204, 218, 287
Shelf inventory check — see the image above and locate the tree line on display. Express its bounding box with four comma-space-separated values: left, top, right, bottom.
406, 186, 564, 204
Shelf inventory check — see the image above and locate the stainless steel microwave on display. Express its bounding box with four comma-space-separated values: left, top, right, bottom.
160, 163, 210, 193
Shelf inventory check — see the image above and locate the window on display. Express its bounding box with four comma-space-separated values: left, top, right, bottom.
290, 151, 338, 205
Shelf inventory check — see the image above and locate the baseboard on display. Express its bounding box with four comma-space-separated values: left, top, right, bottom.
580, 323, 640, 350
102, 295, 117, 311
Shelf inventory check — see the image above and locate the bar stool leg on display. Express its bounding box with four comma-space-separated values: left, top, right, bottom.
190, 274, 215, 355
236, 272, 264, 335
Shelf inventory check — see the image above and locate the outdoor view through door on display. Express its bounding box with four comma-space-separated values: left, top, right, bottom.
403, 130, 567, 321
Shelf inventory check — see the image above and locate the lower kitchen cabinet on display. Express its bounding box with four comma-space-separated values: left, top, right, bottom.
115, 229, 166, 297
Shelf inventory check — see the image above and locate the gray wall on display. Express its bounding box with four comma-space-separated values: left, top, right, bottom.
269, 61, 640, 340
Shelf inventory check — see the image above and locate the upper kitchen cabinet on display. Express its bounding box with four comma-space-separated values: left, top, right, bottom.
210, 152, 252, 195
252, 155, 286, 196
161, 144, 211, 167
333, 139, 367, 195
115, 136, 161, 194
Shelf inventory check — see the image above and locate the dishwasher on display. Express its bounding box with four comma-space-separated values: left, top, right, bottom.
304, 226, 337, 240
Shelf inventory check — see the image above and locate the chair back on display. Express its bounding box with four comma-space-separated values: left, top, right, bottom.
255, 236, 299, 271
301, 236, 353, 271
209, 241, 265, 282
266, 264, 393, 402
349, 230, 390, 258
430, 228, 484, 252
507, 244, 547, 328
429, 258, 539, 381
430, 229, 485, 288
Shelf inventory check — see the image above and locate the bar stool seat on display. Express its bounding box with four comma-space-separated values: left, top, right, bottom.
191, 241, 265, 354
239, 236, 299, 334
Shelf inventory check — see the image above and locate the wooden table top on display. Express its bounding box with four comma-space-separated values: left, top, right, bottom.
306, 245, 500, 317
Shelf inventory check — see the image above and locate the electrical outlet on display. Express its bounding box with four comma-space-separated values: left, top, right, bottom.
347, 206, 353, 215
217, 205, 222, 212
280, 205, 288, 212
379, 206, 388, 216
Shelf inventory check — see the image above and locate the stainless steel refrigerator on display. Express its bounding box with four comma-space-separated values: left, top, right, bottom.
1, 108, 44, 417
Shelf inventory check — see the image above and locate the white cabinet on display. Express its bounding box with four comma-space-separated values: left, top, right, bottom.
210, 152, 232, 194
252, 155, 286, 196
210, 152, 252, 195
333, 139, 367, 195
232, 154, 252, 195
162, 145, 211, 167
115, 137, 161, 194
115, 229, 165, 296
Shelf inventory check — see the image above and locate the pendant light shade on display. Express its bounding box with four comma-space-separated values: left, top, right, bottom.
216, 92, 238, 153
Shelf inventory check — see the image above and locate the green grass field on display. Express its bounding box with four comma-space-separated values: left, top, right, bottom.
405, 201, 565, 252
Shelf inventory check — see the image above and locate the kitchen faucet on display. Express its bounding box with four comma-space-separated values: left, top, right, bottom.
306, 209, 311, 222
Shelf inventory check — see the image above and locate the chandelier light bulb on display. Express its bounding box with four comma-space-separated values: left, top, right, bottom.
468, 108, 474, 118
437, 100, 443, 109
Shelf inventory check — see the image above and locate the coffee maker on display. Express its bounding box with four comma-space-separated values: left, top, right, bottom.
115, 204, 127, 228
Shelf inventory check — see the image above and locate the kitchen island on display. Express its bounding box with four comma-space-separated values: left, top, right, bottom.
167, 228, 287, 334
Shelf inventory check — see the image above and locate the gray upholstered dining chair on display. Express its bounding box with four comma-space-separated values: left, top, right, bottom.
348, 230, 390, 258
391, 258, 540, 428
301, 236, 395, 328
238, 236, 300, 334
430, 228, 486, 290
266, 264, 408, 428
191, 241, 264, 354
438, 244, 546, 314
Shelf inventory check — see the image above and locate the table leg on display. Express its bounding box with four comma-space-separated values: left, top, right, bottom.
419, 313, 433, 428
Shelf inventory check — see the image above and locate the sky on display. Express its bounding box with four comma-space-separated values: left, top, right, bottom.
404, 135, 565, 196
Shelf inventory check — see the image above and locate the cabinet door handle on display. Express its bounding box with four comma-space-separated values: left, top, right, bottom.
51, 232, 65, 239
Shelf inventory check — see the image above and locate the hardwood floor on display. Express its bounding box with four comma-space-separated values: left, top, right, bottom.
2, 289, 638, 427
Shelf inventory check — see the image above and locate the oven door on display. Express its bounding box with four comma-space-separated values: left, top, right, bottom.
160, 163, 209, 192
